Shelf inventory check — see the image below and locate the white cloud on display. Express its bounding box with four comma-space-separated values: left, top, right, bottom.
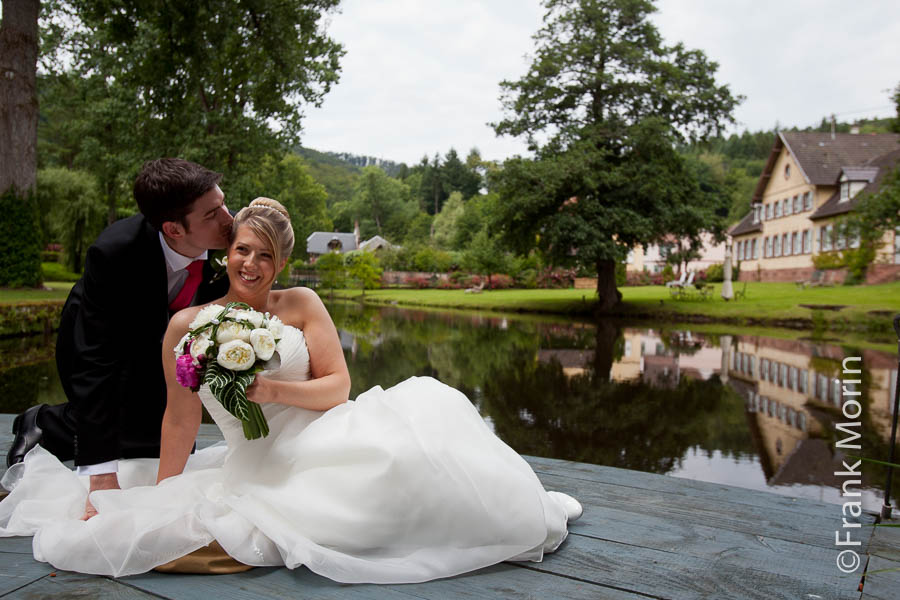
301, 0, 900, 165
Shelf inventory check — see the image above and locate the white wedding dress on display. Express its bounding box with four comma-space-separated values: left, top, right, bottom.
0, 326, 576, 582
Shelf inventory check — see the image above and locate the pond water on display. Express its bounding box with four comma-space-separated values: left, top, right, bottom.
1, 303, 897, 512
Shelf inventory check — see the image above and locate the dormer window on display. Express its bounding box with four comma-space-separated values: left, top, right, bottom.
839, 175, 850, 203
752, 204, 760, 224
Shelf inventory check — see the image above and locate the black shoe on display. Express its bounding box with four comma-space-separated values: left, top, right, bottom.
7, 405, 45, 467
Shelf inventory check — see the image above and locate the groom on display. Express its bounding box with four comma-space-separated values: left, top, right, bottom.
7, 158, 233, 518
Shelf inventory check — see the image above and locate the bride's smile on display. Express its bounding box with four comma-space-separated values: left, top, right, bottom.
226, 227, 284, 301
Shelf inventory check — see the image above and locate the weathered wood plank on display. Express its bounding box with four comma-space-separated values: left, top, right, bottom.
521, 530, 862, 600
861, 555, 900, 600
536, 471, 874, 551
124, 561, 632, 600
867, 523, 900, 562
3, 571, 162, 599
526, 454, 847, 519
0, 553, 53, 596
0, 536, 34, 555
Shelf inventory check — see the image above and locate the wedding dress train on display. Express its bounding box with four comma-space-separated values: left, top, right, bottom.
0, 326, 577, 582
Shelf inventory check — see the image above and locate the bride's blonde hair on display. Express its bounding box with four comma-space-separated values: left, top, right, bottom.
232, 198, 294, 267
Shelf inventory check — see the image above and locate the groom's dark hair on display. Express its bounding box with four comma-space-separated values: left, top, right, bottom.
134, 158, 223, 231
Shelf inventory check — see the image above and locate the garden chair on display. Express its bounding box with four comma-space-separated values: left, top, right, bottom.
665, 271, 688, 288
668, 271, 694, 299
733, 281, 747, 300
464, 281, 485, 294
795, 270, 824, 289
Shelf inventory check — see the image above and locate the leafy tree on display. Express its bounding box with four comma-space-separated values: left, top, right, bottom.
404, 212, 433, 246
463, 228, 509, 287
840, 166, 900, 281
442, 148, 481, 200
315, 252, 346, 295
431, 191, 465, 249
43, 0, 344, 214
492, 0, 739, 310
0, 0, 42, 287
348, 166, 415, 242
37, 167, 105, 273
893, 81, 900, 134
246, 153, 331, 260
345, 250, 383, 293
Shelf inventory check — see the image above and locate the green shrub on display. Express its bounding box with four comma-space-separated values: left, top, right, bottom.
36, 168, 105, 273
812, 251, 846, 270
615, 261, 626, 286
0, 187, 43, 287
660, 264, 675, 283
315, 252, 347, 289
705, 263, 724, 282
41, 262, 81, 282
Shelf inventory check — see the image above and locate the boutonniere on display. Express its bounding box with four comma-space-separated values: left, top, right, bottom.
208, 250, 228, 284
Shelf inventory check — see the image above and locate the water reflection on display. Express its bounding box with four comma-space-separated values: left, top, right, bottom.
1, 304, 896, 511
326, 303, 898, 511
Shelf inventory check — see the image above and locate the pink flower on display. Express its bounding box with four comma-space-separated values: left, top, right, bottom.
175, 353, 201, 390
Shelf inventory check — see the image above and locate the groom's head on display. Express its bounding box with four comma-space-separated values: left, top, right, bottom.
135, 158, 233, 253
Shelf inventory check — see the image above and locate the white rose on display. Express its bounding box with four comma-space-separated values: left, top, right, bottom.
216, 320, 252, 344
189, 332, 213, 364
249, 328, 277, 361
266, 315, 284, 339
190, 304, 225, 330
174, 333, 191, 356
217, 340, 256, 371
234, 309, 264, 329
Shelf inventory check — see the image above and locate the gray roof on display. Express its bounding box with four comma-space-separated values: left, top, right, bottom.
359, 235, 393, 251
728, 211, 762, 237
306, 232, 358, 255
839, 166, 879, 182
752, 132, 900, 202
810, 148, 900, 221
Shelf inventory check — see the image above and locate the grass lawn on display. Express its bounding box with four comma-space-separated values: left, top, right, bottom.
0, 282, 74, 305
323, 281, 900, 335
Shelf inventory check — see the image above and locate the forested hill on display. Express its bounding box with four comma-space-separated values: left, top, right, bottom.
295, 146, 409, 207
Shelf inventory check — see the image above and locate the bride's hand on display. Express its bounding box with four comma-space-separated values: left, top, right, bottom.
247, 375, 276, 405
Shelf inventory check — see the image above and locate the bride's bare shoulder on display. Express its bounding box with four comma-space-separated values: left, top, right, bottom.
271, 287, 326, 327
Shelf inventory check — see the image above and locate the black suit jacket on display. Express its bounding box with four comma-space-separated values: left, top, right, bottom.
55, 215, 229, 466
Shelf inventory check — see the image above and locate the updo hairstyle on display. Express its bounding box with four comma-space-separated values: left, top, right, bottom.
231, 198, 294, 267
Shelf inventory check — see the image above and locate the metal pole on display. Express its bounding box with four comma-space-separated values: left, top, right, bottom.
880, 315, 900, 520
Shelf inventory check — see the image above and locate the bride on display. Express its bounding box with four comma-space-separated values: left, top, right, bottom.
0, 198, 582, 583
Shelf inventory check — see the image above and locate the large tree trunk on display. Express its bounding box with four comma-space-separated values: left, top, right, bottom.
595, 258, 622, 312
0, 0, 40, 193
592, 318, 619, 383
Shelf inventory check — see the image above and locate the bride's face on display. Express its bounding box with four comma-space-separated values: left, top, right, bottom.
227, 226, 283, 294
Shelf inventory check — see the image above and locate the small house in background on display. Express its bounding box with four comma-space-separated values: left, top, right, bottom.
729, 131, 900, 283
306, 220, 397, 264
306, 232, 358, 264
626, 233, 725, 275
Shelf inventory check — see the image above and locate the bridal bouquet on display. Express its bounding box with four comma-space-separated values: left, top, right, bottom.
173, 301, 283, 439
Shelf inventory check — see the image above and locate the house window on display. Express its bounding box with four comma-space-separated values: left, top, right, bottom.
802, 229, 811, 254
782, 233, 790, 256
803, 191, 813, 211
799, 369, 808, 394
752, 238, 758, 259
766, 203, 772, 220
822, 225, 834, 251
849, 234, 859, 249
836, 232, 846, 250
774, 235, 781, 257
792, 232, 800, 255
784, 197, 793, 216
793, 195, 800, 213
840, 180, 850, 203
761, 358, 769, 381
784, 164, 791, 179
775, 201, 782, 218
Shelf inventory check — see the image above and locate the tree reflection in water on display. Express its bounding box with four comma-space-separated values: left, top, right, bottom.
329, 303, 755, 473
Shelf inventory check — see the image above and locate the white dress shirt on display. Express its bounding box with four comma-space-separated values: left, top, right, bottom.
76, 234, 208, 476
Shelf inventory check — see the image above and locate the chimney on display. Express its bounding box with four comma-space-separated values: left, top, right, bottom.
830, 113, 836, 140
353, 220, 360, 248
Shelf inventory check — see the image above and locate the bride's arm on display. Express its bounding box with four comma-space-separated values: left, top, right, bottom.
248, 288, 350, 411
157, 310, 203, 483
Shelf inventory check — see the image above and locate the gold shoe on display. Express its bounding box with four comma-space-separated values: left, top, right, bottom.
153, 540, 254, 574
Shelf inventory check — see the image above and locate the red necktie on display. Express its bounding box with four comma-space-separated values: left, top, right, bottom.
169, 260, 205, 312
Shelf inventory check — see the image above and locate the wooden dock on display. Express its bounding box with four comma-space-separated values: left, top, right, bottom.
1, 413, 898, 599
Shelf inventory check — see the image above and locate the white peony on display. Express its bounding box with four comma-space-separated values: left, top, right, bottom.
234, 309, 264, 329
190, 304, 225, 330
217, 340, 256, 371
174, 333, 191, 356
266, 315, 284, 339
249, 328, 277, 361
216, 320, 252, 344
189, 332, 213, 364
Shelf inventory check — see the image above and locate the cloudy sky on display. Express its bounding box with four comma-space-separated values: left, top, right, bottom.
300, 0, 900, 165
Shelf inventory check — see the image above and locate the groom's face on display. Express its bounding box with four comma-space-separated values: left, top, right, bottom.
181, 185, 233, 253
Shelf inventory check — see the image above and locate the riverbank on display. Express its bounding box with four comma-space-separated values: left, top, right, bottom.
322, 281, 900, 336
